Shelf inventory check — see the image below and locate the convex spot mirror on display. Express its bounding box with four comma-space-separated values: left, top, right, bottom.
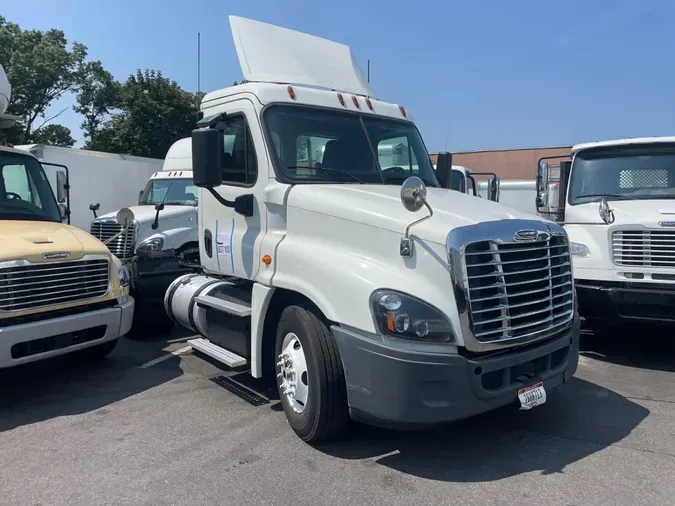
599, 197, 615, 225
401, 176, 428, 212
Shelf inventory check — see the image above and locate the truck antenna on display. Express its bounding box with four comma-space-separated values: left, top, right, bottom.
367, 59, 370, 83
197, 32, 201, 94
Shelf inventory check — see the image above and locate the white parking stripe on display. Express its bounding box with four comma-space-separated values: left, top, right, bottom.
139, 346, 193, 368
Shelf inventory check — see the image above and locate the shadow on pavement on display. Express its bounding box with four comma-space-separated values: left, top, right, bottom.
580, 322, 675, 373
315, 377, 648, 482
0, 333, 184, 433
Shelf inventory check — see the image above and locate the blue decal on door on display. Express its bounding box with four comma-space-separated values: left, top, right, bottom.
215, 219, 221, 271
230, 218, 235, 273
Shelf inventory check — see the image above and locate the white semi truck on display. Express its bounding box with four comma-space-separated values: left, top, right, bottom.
165, 16, 581, 442
90, 137, 197, 333
537, 137, 675, 330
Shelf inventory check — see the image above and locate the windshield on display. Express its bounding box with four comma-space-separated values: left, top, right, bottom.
264, 105, 439, 186
569, 144, 675, 205
139, 178, 198, 206
0, 151, 61, 222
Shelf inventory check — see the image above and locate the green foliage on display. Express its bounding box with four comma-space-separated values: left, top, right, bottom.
0, 16, 87, 144
31, 124, 76, 147
74, 60, 121, 145
89, 70, 202, 158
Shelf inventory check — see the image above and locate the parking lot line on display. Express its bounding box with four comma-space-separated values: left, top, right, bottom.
139, 345, 193, 368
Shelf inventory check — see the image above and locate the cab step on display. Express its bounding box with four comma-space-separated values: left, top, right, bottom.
195, 294, 251, 317
188, 337, 248, 368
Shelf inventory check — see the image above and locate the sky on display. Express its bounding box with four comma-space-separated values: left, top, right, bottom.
3, 0, 675, 153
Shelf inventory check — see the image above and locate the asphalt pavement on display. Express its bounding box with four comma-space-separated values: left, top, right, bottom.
1, 325, 674, 506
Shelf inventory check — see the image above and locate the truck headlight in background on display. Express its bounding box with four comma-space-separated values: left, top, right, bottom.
137, 237, 164, 253
116, 264, 131, 287
370, 289, 455, 342
569, 242, 590, 258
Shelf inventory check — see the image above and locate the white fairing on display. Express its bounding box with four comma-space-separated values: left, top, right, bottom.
162, 137, 192, 172
566, 200, 675, 283
0, 64, 10, 114
229, 16, 375, 97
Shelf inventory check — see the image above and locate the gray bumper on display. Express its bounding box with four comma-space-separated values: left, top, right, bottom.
0, 297, 134, 369
332, 314, 580, 428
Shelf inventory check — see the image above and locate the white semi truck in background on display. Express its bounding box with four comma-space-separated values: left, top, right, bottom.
164, 16, 580, 442
537, 137, 675, 331
90, 137, 198, 334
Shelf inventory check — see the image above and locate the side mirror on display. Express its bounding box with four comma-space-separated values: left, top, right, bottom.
138, 190, 143, 204
487, 176, 500, 202
192, 128, 223, 188
537, 162, 549, 192
434, 152, 453, 189
401, 176, 428, 212
57, 203, 69, 223
89, 202, 100, 219
599, 198, 615, 225
56, 171, 67, 203
152, 202, 165, 230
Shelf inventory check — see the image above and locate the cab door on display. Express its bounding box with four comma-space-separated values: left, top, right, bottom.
199, 98, 267, 280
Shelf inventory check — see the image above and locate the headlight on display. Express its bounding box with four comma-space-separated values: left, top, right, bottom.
370, 289, 455, 342
116, 264, 130, 287
570, 242, 590, 258
137, 237, 164, 252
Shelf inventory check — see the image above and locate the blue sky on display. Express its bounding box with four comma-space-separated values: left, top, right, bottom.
3, 0, 674, 153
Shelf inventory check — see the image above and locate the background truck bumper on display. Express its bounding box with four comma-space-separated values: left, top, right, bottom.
0, 297, 135, 369
576, 280, 675, 324
331, 315, 580, 429
131, 253, 192, 303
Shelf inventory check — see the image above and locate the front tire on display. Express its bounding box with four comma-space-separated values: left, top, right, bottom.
275, 305, 349, 443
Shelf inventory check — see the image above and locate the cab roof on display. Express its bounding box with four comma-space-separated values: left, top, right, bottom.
572, 136, 675, 154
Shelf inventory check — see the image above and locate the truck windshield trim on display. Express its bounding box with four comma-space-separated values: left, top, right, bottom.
262, 104, 439, 187
0, 151, 61, 223
569, 144, 675, 205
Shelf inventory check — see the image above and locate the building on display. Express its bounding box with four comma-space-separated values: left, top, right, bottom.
430, 146, 572, 180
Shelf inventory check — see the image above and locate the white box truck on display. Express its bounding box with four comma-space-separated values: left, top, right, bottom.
165, 16, 581, 442
537, 138, 675, 330
15, 144, 162, 231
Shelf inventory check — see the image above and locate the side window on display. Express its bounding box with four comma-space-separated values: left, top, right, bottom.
221, 115, 258, 185
2, 164, 40, 205
377, 136, 418, 172
450, 170, 466, 193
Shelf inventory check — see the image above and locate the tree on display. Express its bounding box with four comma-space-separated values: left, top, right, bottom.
92, 69, 202, 158
31, 124, 75, 147
0, 16, 87, 144
74, 60, 121, 147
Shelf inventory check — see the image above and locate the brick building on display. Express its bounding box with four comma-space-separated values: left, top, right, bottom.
430, 146, 572, 180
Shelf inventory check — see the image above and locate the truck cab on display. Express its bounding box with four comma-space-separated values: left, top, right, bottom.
536, 137, 675, 329
0, 64, 134, 366
90, 137, 197, 332
165, 16, 580, 442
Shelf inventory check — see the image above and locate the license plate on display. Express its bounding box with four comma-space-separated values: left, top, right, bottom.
518, 381, 546, 410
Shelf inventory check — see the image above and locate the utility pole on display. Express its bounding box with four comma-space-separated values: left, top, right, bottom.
367, 59, 370, 83
197, 32, 201, 94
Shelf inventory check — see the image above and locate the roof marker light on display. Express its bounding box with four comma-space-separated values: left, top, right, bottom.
287, 85, 296, 100
365, 98, 373, 111
352, 96, 360, 109
337, 93, 346, 106
399, 105, 407, 118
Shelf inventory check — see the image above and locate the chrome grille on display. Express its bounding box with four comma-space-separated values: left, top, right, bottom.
612, 229, 675, 267
90, 221, 135, 258
0, 259, 110, 312
464, 235, 573, 343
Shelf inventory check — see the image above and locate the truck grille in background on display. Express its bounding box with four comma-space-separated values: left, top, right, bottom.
90, 222, 135, 258
464, 236, 573, 343
0, 259, 110, 312
612, 230, 675, 267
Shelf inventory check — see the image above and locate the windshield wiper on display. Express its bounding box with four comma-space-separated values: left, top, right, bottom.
286, 166, 365, 184
576, 193, 637, 200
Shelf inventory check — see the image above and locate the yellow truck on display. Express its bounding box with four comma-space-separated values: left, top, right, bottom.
0, 143, 135, 368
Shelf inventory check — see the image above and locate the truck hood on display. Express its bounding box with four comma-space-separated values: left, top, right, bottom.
95, 205, 197, 225
0, 220, 109, 263
565, 199, 675, 227
286, 184, 540, 244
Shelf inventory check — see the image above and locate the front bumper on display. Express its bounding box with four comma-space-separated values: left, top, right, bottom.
332, 315, 580, 428
576, 279, 675, 324
0, 297, 134, 369
130, 251, 192, 303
